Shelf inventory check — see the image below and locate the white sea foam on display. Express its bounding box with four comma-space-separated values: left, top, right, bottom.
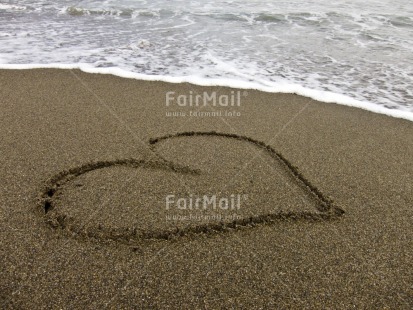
2, 63, 412, 122
0, 4, 26, 11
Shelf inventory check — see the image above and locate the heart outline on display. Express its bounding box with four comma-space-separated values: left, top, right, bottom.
39, 131, 344, 243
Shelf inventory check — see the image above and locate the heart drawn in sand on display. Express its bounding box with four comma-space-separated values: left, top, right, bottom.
39, 132, 344, 243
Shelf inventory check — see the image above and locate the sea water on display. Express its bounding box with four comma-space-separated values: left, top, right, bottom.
1, 0, 412, 121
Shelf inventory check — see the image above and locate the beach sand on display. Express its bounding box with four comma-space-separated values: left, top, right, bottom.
1, 69, 412, 309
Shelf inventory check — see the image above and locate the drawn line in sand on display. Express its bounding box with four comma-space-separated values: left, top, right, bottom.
39, 131, 344, 243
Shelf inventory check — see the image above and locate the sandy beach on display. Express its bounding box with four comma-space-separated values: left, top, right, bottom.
1, 68, 412, 308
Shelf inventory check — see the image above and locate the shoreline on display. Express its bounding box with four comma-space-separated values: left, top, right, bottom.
2, 64, 413, 122
1, 68, 412, 308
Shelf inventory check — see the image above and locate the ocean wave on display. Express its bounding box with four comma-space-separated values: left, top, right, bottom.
65, 6, 134, 17
0, 4, 26, 11
64, 6, 177, 18
388, 16, 413, 28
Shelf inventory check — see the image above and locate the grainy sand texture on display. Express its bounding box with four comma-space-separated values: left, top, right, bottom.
1, 69, 412, 309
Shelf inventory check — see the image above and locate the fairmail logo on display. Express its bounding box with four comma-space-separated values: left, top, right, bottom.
166, 90, 244, 107
165, 194, 247, 210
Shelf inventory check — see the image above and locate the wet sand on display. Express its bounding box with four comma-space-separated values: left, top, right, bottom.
1, 69, 412, 309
